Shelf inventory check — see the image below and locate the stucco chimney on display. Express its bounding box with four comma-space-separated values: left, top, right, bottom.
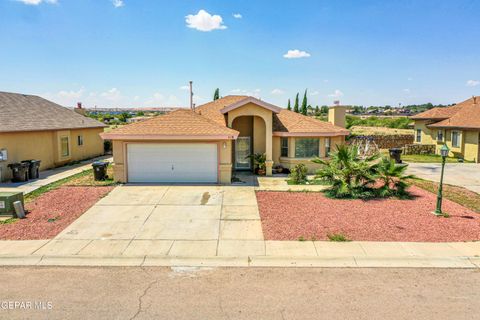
74, 102, 87, 116
328, 102, 348, 128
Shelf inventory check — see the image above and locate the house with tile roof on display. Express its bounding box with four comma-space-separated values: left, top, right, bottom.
101, 96, 349, 184
0, 91, 106, 182
411, 96, 480, 162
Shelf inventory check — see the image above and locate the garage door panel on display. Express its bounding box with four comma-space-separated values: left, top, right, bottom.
127, 143, 218, 183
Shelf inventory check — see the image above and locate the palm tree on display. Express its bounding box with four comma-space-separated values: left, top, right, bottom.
313, 145, 379, 198
375, 158, 414, 197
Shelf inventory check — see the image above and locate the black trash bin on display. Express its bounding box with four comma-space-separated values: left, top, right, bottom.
21, 160, 41, 179
92, 161, 109, 181
7, 162, 30, 182
389, 148, 403, 164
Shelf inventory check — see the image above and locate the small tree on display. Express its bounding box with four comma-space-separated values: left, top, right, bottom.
289, 164, 308, 184
315, 105, 320, 116
293, 93, 299, 113
320, 105, 329, 114
287, 99, 291, 111
375, 158, 414, 198
213, 88, 220, 100
301, 89, 308, 115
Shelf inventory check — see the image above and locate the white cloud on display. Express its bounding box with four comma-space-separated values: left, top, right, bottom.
144, 93, 181, 107
466, 80, 480, 87
407, 77, 413, 81
283, 49, 311, 59
111, 0, 124, 8
233, 13, 242, 19
179, 85, 190, 91
310, 91, 319, 96
328, 89, 344, 98
230, 88, 260, 98
185, 9, 227, 32
101, 88, 122, 101
16, 0, 56, 5
403, 88, 411, 93
271, 88, 284, 95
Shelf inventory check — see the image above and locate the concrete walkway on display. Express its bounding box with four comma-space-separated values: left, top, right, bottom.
0, 183, 479, 268
0, 156, 112, 194
407, 162, 480, 193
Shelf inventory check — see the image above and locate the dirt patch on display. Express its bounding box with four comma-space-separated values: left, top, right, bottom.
0, 186, 114, 240
256, 186, 480, 242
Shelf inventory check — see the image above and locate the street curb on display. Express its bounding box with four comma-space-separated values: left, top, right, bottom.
0, 255, 478, 268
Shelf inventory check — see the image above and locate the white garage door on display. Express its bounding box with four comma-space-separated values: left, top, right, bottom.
127, 143, 218, 183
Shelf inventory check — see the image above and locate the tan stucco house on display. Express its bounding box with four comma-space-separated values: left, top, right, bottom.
0, 91, 106, 182
411, 96, 480, 162
102, 96, 349, 184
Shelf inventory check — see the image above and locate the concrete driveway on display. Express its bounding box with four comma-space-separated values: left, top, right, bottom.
407, 163, 480, 193
50, 185, 264, 257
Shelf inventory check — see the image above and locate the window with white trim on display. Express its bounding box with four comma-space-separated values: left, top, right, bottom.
60, 137, 70, 157
437, 130, 443, 142
452, 131, 461, 148
281, 138, 288, 157
325, 137, 331, 157
416, 129, 422, 143
295, 138, 319, 158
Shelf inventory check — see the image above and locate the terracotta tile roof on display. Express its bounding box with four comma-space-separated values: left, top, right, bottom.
273, 109, 350, 136
195, 95, 248, 125
428, 96, 480, 129
197, 95, 349, 136
101, 109, 239, 140
0, 91, 106, 133
410, 103, 464, 120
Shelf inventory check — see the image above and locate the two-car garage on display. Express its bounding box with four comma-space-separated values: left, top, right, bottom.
126, 143, 218, 183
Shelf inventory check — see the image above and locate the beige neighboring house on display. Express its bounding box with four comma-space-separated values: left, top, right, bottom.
101, 95, 349, 184
0, 92, 106, 182
411, 96, 480, 162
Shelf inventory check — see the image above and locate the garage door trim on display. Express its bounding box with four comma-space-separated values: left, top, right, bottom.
125, 141, 220, 183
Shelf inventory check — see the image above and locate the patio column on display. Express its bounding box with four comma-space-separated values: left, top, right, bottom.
265, 120, 273, 176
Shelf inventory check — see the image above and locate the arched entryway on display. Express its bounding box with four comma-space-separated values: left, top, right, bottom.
231, 115, 267, 172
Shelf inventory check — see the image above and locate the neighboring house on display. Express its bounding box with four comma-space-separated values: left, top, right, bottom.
0, 92, 107, 182
101, 95, 349, 184
411, 96, 480, 162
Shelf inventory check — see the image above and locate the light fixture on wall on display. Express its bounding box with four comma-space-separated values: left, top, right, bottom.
223, 142, 227, 149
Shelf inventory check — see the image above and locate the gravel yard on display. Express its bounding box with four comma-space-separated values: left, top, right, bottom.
0, 186, 113, 240
257, 186, 480, 242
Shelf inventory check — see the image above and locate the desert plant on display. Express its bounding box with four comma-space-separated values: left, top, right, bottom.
247, 153, 266, 171
327, 233, 350, 242
375, 157, 414, 198
313, 145, 379, 199
289, 163, 308, 184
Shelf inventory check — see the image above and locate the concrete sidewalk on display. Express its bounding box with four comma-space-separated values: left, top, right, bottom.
0, 155, 112, 194
0, 239, 478, 268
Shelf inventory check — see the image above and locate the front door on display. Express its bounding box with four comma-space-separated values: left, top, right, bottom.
235, 137, 251, 169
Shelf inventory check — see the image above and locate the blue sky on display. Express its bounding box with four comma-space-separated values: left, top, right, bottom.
1, 0, 479, 108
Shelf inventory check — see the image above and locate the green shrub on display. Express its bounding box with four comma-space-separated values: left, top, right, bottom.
289, 164, 308, 184
313, 145, 379, 199
313, 144, 412, 199
327, 233, 350, 242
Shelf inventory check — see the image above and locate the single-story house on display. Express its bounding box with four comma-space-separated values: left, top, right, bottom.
101, 95, 349, 184
0, 91, 107, 182
411, 96, 480, 162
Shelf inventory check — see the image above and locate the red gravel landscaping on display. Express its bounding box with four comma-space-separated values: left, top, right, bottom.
0, 186, 114, 240
256, 186, 480, 242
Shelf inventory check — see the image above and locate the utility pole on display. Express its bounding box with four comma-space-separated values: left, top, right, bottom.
189, 81, 194, 111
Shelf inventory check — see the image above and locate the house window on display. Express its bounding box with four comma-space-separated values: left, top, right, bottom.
60, 137, 70, 157
281, 138, 288, 157
416, 129, 422, 143
325, 137, 331, 157
295, 138, 319, 158
452, 131, 460, 148
437, 130, 443, 142
77, 135, 84, 146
